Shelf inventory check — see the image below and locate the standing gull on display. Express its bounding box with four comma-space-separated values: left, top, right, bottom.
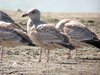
0, 11, 36, 60
56, 19, 100, 59
22, 8, 75, 62
56, 19, 100, 48
0, 10, 35, 46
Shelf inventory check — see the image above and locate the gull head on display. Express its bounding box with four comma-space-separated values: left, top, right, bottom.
22, 8, 41, 21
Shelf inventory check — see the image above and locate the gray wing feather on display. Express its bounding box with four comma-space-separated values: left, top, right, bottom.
37, 24, 70, 45
65, 22, 97, 41
0, 10, 15, 23
0, 29, 21, 41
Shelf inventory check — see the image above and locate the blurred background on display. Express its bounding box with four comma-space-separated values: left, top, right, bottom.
0, 0, 100, 13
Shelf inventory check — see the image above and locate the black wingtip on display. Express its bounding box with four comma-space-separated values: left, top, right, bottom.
83, 39, 100, 49
68, 44, 75, 50
27, 41, 36, 46
58, 43, 75, 50
65, 44, 75, 50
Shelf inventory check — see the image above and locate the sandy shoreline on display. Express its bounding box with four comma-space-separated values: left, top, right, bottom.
0, 10, 100, 75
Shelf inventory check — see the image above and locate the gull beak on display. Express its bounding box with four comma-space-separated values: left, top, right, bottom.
22, 13, 28, 17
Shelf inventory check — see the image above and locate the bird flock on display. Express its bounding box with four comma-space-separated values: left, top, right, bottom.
0, 8, 100, 62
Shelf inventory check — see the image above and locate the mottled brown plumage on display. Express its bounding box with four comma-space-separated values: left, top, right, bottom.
0, 10, 26, 31
0, 11, 36, 60
0, 21, 35, 46
56, 19, 100, 48
22, 8, 75, 62
0, 10, 15, 23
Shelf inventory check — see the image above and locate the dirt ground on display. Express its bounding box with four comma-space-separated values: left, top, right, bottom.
0, 10, 100, 75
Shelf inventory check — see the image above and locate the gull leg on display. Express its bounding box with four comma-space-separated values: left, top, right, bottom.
70, 49, 78, 63
67, 49, 77, 59
47, 49, 50, 62
75, 49, 77, 59
0, 46, 3, 60
71, 49, 77, 59
39, 48, 42, 62
67, 50, 71, 59
74, 49, 78, 62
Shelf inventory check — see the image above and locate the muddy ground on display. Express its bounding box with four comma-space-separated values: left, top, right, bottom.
0, 10, 100, 75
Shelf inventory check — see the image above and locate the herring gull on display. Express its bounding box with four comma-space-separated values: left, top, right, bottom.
0, 11, 36, 60
56, 19, 100, 49
22, 8, 75, 62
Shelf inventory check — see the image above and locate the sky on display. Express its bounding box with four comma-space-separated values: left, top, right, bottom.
0, 0, 100, 13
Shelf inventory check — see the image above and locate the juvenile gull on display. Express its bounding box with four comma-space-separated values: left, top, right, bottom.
56, 19, 100, 48
0, 11, 36, 60
0, 10, 35, 46
0, 10, 26, 31
0, 10, 15, 23
22, 8, 75, 62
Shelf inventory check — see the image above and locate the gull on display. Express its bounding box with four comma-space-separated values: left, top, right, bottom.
56, 19, 100, 49
22, 8, 75, 62
0, 10, 26, 31
0, 21, 36, 60
0, 10, 15, 23
0, 11, 36, 60
0, 10, 35, 46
